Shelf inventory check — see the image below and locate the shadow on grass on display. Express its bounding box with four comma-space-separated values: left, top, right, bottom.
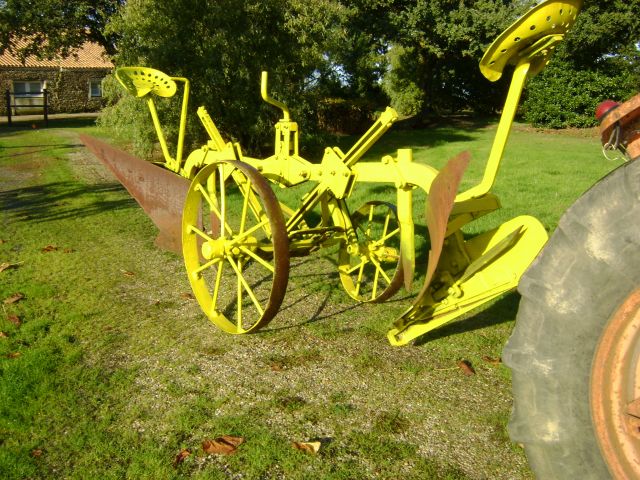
413, 292, 520, 345
0, 144, 84, 159
0, 117, 98, 134
0, 181, 136, 222
334, 114, 498, 159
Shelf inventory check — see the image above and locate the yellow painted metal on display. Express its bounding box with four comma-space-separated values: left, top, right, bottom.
115, 66, 190, 173
337, 201, 403, 302
182, 160, 283, 333
458, 0, 582, 201
197, 106, 227, 151
479, 0, 582, 82
115, 0, 583, 345
388, 215, 549, 346
456, 61, 530, 201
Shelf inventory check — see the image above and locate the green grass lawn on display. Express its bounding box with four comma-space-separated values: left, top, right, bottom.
0, 116, 621, 479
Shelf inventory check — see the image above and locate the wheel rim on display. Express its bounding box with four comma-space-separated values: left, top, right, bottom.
182, 160, 289, 334
591, 288, 640, 479
338, 201, 403, 303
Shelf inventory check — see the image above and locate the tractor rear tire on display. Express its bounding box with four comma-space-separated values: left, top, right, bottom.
503, 157, 640, 479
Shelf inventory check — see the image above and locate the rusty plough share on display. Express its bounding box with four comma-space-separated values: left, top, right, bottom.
81, 0, 582, 345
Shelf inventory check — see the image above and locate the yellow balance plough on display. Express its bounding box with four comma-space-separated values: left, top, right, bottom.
81, 0, 582, 345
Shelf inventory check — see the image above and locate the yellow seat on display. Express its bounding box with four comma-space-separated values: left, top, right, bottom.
115, 66, 177, 98
480, 0, 582, 82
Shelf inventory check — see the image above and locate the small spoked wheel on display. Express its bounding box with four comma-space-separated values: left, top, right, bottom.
182, 160, 289, 334
338, 201, 403, 302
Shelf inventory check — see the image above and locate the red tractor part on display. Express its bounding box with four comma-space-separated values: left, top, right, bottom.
598, 94, 640, 161
595, 99, 619, 120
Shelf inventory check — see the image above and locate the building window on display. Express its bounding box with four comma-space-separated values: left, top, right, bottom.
13, 81, 44, 97
12, 81, 45, 114
89, 79, 103, 98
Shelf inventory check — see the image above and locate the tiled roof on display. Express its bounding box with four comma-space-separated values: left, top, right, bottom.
0, 38, 113, 69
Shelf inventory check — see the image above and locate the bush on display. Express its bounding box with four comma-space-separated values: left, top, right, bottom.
522, 61, 638, 128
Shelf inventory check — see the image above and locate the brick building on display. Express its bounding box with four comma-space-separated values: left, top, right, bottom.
0, 39, 113, 116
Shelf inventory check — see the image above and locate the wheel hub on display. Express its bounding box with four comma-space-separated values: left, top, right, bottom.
201, 239, 225, 260
591, 288, 640, 479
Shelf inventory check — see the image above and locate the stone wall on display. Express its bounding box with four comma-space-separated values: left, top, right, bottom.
0, 67, 111, 115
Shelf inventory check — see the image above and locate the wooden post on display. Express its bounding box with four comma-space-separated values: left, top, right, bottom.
43, 88, 48, 126
6, 90, 11, 126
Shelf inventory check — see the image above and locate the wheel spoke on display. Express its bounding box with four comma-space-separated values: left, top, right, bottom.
379, 227, 400, 244
187, 224, 215, 242
381, 209, 391, 238
239, 177, 251, 236
369, 255, 392, 285
226, 218, 270, 247
195, 183, 233, 237
210, 261, 224, 315
239, 246, 275, 273
371, 264, 380, 299
219, 165, 228, 237
226, 256, 265, 316
346, 257, 366, 275
193, 257, 221, 276
354, 261, 365, 296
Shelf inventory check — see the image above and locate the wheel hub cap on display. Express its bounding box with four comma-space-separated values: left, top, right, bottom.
591, 288, 640, 479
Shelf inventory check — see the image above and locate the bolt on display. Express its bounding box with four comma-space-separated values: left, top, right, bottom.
447, 285, 463, 298
346, 244, 359, 256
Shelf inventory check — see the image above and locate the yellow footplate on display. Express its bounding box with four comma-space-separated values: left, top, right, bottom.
387, 215, 548, 346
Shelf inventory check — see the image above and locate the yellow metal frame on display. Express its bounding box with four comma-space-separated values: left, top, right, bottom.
117, 0, 583, 345
116, 66, 190, 173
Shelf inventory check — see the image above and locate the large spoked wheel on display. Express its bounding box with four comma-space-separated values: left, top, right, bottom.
503, 158, 640, 479
182, 160, 289, 334
338, 201, 403, 303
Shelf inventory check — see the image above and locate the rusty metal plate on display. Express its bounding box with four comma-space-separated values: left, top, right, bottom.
419, 150, 471, 297
80, 134, 190, 254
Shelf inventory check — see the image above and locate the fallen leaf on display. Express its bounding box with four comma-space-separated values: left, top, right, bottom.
0, 262, 19, 273
7, 315, 21, 327
4, 293, 24, 305
292, 441, 321, 454
270, 362, 285, 371
0, 239, 5, 244
31, 449, 43, 458
456, 360, 475, 376
41, 245, 58, 253
180, 292, 195, 300
7, 352, 21, 359
0, 332, 8, 338
482, 355, 501, 366
173, 448, 191, 467
202, 435, 244, 455
63, 248, 75, 254
122, 270, 135, 277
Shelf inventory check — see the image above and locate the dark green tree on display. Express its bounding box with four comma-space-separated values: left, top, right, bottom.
0, 0, 122, 59
100, 0, 353, 156
522, 0, 640, 127
379, 0, 533, 117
